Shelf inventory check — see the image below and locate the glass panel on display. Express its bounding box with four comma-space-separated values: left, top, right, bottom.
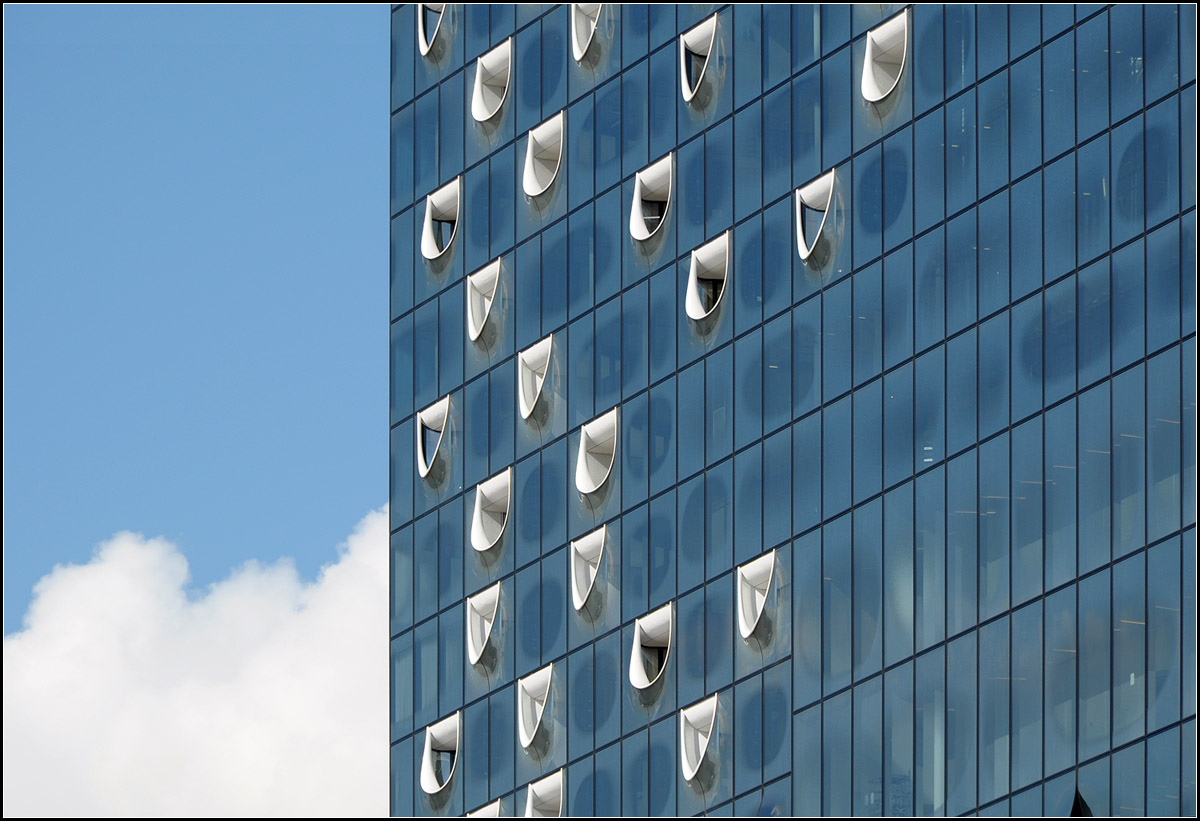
1010, 53, 1041, 178
1079, 382, 1112, 572
915, 466, 946, 651
946, 631, 977, 816
915, 645, 946, 815
1011, 417, 1043, 605
852, 499, 883, 684
823, 690, 852, 816
1147, 726, 1181, 817
1112, 741, 1145, 817
883, 483, 914, 666
1042, 32, 1075, 161
1079, 569, 1111, 761
1045, 399, 1077, 589
853, 676, 884, 816
736, 675, 763, 794
979, 617, 1009, 804
823, 514, 852, 694
1075, 15, 1109, 141
1113, 553, 1147, 746
1112, 364, 1146, 557
1011, 602, 1042, 790
794, 530, 823, 708
1148, 537, 1182, 731
1045, 585, 1077, 776
946, 450, 978, 636
853, 379, 883, 505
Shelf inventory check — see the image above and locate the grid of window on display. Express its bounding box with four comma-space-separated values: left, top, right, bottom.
390, 4, 1197, 816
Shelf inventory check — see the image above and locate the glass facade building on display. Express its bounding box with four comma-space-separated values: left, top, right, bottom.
390, 4, 1197, 816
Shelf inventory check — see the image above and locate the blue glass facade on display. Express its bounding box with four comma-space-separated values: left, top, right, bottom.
391, 4, 1197, 816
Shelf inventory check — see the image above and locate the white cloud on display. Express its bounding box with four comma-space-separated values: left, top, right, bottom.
3, 506, 389, 818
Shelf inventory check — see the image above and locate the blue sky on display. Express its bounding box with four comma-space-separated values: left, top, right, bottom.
3, 5, 388, 631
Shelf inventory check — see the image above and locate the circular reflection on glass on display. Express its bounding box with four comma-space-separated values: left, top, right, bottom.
793, 323, 818, 408
882, 146, 909, 230
1042, 289, 1075, 386
520, 584, 540, 658
882, 266, 911, 355
762, 683, 788, 765
741, 345, 764, 416
857, 155, 885, 236
680, 481, 705, 567
519, 38, 539, 113
540, 571, 564, 652
541, 26, 565, 102
541, 457, 562, 532
1116, 127, 1171, 219
520, 467, 540, 541
648, 394, 674, 474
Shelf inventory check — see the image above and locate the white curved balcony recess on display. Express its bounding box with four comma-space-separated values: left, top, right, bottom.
466, 583, 501, 665
629, 154, 673, 242
685, 231, 731, 321
470, 468, 512, 553
417, 4, 446, 58
517, 663, 554, 751
861, 10, 909, 103
629, 602, 674, 690
419, 711, 461, 796
679, 14, 718, 104
570, 4, 603, 63
569, 525, 607, 612
467, 801, 501, 817
471, 39, 513, 123
575, 407, 619, 495
523, 111, 566, 198
736, 550, 776, 640
517, 334, 554, 421
794, 168, 836, 262
416, 395, 451, 479
421, 177, 462, 262
680, 693, 719, 782
466, 259, 501, 342
524, 769, 564, 817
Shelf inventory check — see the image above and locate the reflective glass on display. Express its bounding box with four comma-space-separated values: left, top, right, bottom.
391, 6, 1194, 813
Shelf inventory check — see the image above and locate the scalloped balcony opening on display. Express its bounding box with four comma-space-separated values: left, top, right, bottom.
575, 407, 618, 495
517, 663, 554, 751
680, 693, 719, 782
629, 602, 673, 691
570, 4, 603, 63
517, 334, 554, 421
417, 4, 446, 59
419, 712, 460, 796
466, 583, 501, 666
470, 468, 512, 553
736, 550, 776, 641
471, 39, 512, 123
862, 10, 909, 103
685, 231, 731, 322
421, 177, 462, 262
569, 525, 606, 612
466, 259, 502, 343
794, 168, 836, 263
523, 111, 566, 199
629, 154, 673, 242
416, 395, 450, 479
524, 770, 564, 818
679, 14, 718, 104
